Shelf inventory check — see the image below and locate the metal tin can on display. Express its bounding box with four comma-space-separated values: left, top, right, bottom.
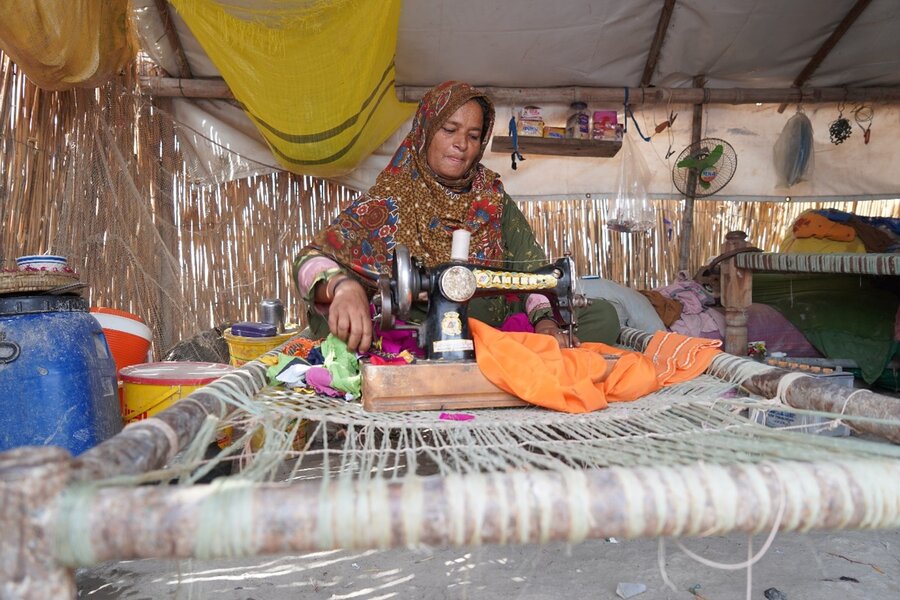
258, 298, 285, 333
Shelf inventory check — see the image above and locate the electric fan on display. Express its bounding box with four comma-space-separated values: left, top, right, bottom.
672, 138, 737, 197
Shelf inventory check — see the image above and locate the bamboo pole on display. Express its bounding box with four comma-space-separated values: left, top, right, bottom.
741, 369, 900, 444
139, 76, 234, 99
620, 325, 900, 444
151, 0, 194, 79
398, 85, 900, 106
137, 77, 900, 105
0, 447, 75, 599
677, 75, 705, 272
736, 252, 900, 275
777, 0, 874, 113
50, 458, 900, 567
154, 97, 179, 352
639, 0, 676, 87
72, 364, 267, 482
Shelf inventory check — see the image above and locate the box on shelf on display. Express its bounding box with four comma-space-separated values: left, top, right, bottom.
543, 126, 565, 139
516, 119, 544, 137
519, 105, 543, 121
591, 110, 619, 140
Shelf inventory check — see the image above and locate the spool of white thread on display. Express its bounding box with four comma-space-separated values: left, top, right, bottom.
451, 229, 471, 262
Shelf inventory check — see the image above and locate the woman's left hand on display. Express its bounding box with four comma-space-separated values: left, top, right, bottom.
534, 320, 581, 349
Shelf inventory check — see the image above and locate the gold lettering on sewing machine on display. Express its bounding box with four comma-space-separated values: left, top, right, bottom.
473, 269, 558, 291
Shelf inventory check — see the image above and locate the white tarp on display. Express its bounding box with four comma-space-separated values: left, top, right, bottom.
341, 101, 900, 201
132, 0, 900, 200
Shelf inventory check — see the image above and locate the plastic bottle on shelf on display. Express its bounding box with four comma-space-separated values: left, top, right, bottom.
566, 102, 590, 139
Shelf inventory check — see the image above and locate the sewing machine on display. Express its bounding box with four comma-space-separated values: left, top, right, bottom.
374, 244, 590, 360
362, 243, 590, 411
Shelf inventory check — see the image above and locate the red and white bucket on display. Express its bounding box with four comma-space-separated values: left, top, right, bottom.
90, 307, 153, 375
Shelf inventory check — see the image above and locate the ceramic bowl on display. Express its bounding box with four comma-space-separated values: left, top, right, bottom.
16, 255, 68, 272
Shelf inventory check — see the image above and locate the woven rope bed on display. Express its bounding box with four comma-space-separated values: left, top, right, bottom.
2, 328, 899, 598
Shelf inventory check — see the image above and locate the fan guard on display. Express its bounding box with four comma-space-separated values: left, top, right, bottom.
672, 137, 737, 198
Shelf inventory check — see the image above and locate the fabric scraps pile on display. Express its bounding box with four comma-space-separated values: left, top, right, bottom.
640, 271, 724, 339
259, 334, 415, 400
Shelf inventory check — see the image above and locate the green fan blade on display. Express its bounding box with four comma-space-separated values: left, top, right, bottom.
677, 144, 724, 171
703, 144, 724, 168
676, 156, 700, 169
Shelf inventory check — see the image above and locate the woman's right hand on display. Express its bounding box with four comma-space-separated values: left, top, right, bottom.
327, 278, 373, 353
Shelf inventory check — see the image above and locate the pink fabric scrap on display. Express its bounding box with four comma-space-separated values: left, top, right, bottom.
374, 318, 425, 357
439, 412, 475, 421
305, 366, 343, 397
499, 312, 534, 333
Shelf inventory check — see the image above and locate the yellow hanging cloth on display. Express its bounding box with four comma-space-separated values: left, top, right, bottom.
169, 0, 415, 177
0, 0, 134, 90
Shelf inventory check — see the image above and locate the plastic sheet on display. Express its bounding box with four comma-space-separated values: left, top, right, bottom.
608, 135, 654, 233
773, 111, 815, 187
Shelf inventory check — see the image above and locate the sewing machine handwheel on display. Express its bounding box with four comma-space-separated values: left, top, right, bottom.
392, 244, 417, 319
376, 276, 395, 329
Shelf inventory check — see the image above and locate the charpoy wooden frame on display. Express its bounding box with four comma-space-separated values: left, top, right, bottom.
719, 230, 900, 361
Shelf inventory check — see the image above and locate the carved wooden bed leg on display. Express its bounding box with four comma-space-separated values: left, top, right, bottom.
0, 447, 75, 600
721, 231, 752, 356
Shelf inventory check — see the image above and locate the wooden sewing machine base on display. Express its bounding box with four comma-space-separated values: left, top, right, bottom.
361, 360, 528, 412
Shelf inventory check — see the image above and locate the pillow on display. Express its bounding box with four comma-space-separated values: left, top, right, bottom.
579, 277, 666, 333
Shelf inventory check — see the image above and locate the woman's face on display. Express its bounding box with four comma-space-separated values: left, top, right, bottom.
425, 99, 484, 180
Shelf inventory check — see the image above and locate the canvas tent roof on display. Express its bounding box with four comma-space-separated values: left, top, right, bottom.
133, 0, 900, 201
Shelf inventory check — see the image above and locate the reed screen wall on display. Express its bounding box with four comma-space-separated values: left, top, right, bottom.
1, 54, 897, 354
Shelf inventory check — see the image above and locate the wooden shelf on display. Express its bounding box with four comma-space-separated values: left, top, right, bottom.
490, 136, 621, 158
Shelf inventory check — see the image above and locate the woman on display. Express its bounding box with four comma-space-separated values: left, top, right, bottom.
294, 81, 618, 352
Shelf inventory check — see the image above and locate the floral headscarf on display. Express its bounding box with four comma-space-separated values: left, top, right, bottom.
307, 81, 507, 280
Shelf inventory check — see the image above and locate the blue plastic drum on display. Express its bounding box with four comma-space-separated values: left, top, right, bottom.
0, 295, 122, 455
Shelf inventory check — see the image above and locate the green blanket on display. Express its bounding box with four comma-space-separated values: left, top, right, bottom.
752, 273, 899, 384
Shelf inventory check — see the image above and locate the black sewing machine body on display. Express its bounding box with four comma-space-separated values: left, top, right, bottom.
374, 245, 589, 361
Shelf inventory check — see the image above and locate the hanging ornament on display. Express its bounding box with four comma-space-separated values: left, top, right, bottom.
854, 105, 873, 145
828, 102, 852, 145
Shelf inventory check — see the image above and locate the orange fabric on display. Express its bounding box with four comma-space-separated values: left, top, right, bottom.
791, 211, 856, 242
642, 331, 722, 385
470, 319, 722, 413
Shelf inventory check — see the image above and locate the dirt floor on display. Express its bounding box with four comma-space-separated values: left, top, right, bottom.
76, 528, 900, 599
